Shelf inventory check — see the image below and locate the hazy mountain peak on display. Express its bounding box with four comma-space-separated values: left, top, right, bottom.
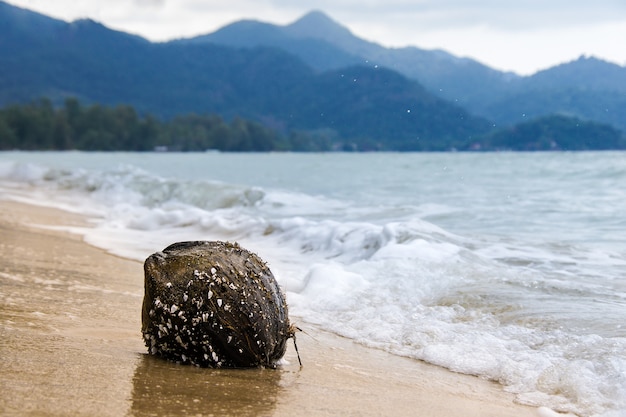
288, 11, 343, 32
529, 54, 626, 92
0, 0, 66, 36
70, 18, 103, 28
184, 18, 283, 46
285, 10, 355, 41
283, 10, 382, 60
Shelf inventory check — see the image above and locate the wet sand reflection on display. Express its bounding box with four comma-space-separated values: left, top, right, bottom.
130, 354, 283, 417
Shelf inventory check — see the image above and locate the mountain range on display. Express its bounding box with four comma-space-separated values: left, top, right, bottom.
184, 10, 626, 132
1, 1, 625, 151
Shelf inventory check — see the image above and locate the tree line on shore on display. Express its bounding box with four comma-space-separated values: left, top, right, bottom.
1, 98, 624, 152
0, 98, 331, 152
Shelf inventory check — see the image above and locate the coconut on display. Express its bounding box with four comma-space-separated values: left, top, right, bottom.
142, 241, 292, 368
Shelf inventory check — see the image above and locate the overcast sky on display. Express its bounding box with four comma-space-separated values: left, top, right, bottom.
6, 0, 626, 75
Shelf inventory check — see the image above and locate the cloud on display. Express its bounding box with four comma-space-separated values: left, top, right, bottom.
268, 0, 626, 31
134, 0, 166, 7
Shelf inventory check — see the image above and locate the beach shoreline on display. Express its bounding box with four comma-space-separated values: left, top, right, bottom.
0, 199, 540, 416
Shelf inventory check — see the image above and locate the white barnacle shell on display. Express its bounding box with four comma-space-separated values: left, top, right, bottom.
166, 282, 172, 288
210, 267, 217, 275
217, 299, 223, 307
183, 293, 188, 302
207, 290, 213, 300
170, 304, 179, 314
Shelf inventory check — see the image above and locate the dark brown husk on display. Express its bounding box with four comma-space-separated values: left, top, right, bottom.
142, 241, 290, 368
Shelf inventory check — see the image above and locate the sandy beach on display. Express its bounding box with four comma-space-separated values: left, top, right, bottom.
0, 199, 539, 417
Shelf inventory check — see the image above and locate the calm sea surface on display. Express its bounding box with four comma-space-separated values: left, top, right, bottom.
1, 151, 625, 416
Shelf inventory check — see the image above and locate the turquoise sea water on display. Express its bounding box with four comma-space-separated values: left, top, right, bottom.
1, 151, 625, 416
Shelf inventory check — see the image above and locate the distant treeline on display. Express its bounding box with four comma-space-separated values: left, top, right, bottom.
0, 98, 331, 152
472, 114, 626, 151
1, 98, 625, 152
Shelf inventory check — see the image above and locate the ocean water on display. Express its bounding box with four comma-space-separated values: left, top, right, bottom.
1, 151, 625, 416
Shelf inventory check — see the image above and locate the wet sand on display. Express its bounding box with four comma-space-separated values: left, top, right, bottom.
0, 199, 539, 416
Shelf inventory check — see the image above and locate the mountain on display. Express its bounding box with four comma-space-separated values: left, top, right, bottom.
0, 1, 492, 150
186, 11, 518, 109
179, 12, 364, 71
188, 11, 626, 132
0, 0, 65, 39
526, 56, 626, 93
282, 65, 489, 150
484, 57, 626, 131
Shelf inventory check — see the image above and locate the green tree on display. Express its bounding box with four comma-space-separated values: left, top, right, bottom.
0, 117, 17, 149
52, 112, 73, 150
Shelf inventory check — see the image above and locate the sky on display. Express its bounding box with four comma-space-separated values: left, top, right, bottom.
6, 0, 626, 75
